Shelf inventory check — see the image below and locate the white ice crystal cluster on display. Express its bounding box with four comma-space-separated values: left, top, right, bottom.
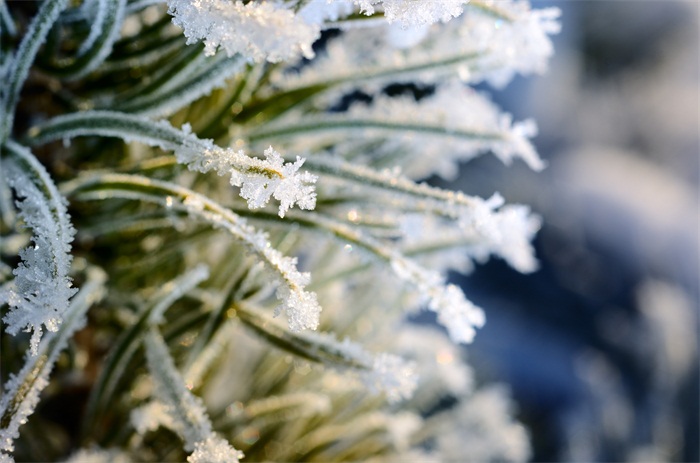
275, 0, 559, 91
176, 126, 318, 217
167, 0, 319, 62
391, 256, 485, 344
166, 0, 475, 63
255, 82, 543, 180
354, 0, 467, 27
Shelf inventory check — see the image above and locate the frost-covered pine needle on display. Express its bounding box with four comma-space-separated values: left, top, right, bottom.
0, 143, 77, 355
29, 113, 319, 218
0, 268, 105, 455
176, 129, 318, 218
251, 82, 543, 179
143, 329, 243, 462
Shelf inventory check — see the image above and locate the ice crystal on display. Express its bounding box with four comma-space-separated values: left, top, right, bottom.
176, 128, 318, 217
345, 83, 545, 178
395, 326, 474, 402
277, 0, 559, 91
0, 272, 104, 456
0, 370, 49, 454
372, 0, 467, 27
364, 352, 418, 403
167, 0, 319, 62
390, 256, 485, 343
298, 0, 355, 25
131, 401, 174, 435
188, 436, 244, 463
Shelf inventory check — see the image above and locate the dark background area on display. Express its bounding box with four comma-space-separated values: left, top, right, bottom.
444, 1, 699, 461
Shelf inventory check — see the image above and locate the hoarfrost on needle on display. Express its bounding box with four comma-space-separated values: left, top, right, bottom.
167, 0, 319, 62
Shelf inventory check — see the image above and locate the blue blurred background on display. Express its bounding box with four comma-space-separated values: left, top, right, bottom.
444, 1, 699, 461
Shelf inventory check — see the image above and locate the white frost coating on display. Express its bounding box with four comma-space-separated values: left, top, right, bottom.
459, 1, 561, 88
144, 330, 243, 461
0, 453, 12, 463
0, 154, 77, 355
364, 352, 418, 403
145, 330, 214, 449
42, 114, 318, 217
181, 196, 322, 331
149, 264, 210, 324
260, 83, 543, 180
188, 436, 244, 463
131, 401, 243, 463
167, 0, 319, 63
350, 84, 544, 178
307, 332, 418, 402
63, 448, 131, 463
278, 0, 559, 90
377, 0, 466, 27
390, 256, 484, 344
298, 0, 355, 25
400, 202, 540, 275
0, 270, 105, 456
396, 326, 474, 399
0, 372, 48, 454
176, 126, 318, 217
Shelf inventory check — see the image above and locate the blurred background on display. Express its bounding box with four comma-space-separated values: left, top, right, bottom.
440, 1, 699, 461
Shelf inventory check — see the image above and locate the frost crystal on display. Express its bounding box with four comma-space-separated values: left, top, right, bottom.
131, 401, 174, 435
350, 84, 545, 178
298, 0, 355, 25
379, 0, 466, 27
364, 352, 418, 403
176, 132, 318, 217
390, 256, 485, 343
0, 150, 77, 355
167, 0, 319, 62
279, 0, 560, 91
304, 332, 418, 402
188, 436, 244, 463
